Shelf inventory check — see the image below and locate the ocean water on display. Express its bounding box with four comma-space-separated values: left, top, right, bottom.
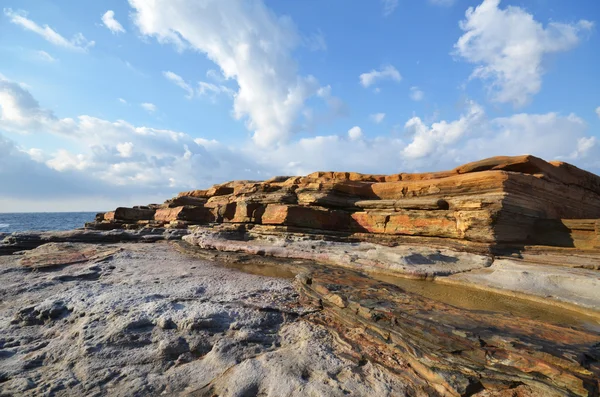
0, 212, 97, 234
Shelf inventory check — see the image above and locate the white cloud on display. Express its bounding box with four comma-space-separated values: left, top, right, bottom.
4, 8, 95, 52
381, 0, 399, 16
347, 126, 363, 141
359, 65, 401, 88
410, 86, 424, 101
118, 98, 127, 104
163, 71, 194, 98
0, 75, 55, 132
26, 148, 45, 162
101, 10, 126, 34
128, 0, 335, 147
36, 50, 56, 62
46, 149, 90, 171
1, 74, 599, 211
140, 103, 157, 113
370, 113, 385, 124
454, 0, 593, 106
197, 81, 234, 98
116, 142, 134, 158
596, 106, 600, 119
403, 101, 485, 159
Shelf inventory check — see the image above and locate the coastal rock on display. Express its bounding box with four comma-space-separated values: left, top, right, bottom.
154, 206, 215, 223
0, 243, 414, 396
88, 155, 600, 247
0, 229, 189, 255
18, 243, 120, 269
104, 207, 155, 222
295, 265, 600, 396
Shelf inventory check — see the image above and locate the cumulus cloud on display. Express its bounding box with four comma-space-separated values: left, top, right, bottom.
381, 0, 399, 16
0, 75, 56, 132
359, 65, 401, 88
404, 101, 485, 159
596, 106, 600, 119
128, 0, 336, 147
118, 98, 127, 105
370, 113, 386, 124
101, 10, 126, 34
140, 103, 157, 113
348, 126, 363, 141
454, 0, 593, 107
410, 86, 424, 101
4, 8, 95, 52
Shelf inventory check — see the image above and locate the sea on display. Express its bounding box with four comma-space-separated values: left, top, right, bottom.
0, 212, 98, 234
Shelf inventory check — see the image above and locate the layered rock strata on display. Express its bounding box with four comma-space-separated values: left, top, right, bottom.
87, 155, 600, 248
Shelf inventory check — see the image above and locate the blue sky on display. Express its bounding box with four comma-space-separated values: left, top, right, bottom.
0, 0, 599, 211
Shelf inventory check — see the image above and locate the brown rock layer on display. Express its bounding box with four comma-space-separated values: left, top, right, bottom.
87, 155, 600, 248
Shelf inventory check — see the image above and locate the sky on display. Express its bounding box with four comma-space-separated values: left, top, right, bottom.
0, 0, 599, 212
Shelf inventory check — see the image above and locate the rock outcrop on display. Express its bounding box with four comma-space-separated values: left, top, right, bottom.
87, 155, 600, 248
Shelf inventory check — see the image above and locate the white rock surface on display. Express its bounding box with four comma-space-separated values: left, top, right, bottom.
446, 258, 600, 310
0, 242, 408, 396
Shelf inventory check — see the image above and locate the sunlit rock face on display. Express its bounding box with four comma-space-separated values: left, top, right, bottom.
88, 155, 600, 248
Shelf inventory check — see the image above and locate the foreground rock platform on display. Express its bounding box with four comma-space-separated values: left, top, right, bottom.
0, 242, 414, 396
1, 242, 599, 396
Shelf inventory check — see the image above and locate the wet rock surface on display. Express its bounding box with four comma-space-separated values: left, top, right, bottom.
295, 266, 600, 397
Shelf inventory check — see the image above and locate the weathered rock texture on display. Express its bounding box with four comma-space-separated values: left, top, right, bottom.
87, 155, 600, 248
0, 243, 430, 397
1, 242, 598, 396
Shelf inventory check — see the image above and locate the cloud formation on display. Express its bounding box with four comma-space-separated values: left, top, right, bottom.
101, 10, 126, 34
1, 74, 598, 211
4, 8, 95, 52
141, 103, 157, 113
454, 0, 593, 107
163, 71, 194, 99
359, 65, 401, 88
128, 0, 335, 147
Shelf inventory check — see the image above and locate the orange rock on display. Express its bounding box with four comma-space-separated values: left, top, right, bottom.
154, 206, 215, 223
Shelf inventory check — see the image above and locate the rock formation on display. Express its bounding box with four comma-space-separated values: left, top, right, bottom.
87, 155, 600, 248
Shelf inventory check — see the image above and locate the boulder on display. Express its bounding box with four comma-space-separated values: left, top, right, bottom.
104, 207, 155, 222
154, 206, 215, 223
